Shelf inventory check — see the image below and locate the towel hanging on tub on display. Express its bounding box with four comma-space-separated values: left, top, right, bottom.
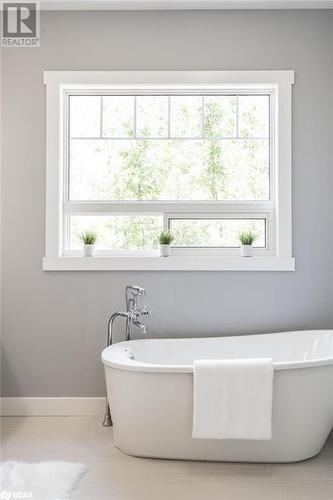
192, 358, 274, 440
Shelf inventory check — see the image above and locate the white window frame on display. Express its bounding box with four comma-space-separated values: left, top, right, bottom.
43, 70, 295, 271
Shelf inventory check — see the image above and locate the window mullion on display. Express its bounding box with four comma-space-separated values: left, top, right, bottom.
99, 96, 103, 138
202, 96, 205, 139
167, 96, 171, 138
134, 95, 137, 137
236, 95, 239, 138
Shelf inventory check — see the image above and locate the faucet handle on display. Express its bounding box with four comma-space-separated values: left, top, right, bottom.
140, 306, 152, 317
131, 305, 152, 320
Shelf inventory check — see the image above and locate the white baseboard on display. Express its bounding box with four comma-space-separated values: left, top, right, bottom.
0, 397, 105, 416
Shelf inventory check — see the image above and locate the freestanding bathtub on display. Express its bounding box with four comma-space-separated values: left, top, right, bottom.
101, 330, 333, 463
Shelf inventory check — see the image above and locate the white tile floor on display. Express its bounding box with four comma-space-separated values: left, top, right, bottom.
1, 416, 332, 500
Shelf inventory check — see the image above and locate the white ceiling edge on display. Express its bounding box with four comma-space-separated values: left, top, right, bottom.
39, 0, 333, 10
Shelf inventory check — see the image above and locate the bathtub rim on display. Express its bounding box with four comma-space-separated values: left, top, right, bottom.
101, 329, 333, 373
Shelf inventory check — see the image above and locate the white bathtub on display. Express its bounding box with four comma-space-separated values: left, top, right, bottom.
101, 330, 333, 462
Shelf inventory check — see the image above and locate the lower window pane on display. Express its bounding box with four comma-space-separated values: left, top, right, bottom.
169, 218, 266, 248
69, 215, 163, 250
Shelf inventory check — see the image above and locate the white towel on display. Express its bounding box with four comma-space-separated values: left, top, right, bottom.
192, 358, 274, 440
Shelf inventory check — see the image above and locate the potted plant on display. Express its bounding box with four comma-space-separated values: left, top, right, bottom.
79, 231, 98, 257
158, 231, 175, 257
238, 230, 258, 257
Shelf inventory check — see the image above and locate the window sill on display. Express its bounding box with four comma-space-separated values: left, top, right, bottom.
43, 256, 295, 272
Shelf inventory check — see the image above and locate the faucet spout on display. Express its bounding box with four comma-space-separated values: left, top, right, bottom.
132, 320, 148, 335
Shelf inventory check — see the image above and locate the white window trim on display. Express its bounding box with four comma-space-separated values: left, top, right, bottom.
43, 70, 295, 271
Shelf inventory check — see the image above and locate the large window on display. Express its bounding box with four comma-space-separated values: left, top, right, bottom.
44, 71, 294, 270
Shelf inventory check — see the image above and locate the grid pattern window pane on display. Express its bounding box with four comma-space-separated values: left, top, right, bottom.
204, 96, 237, 138
136, 96, 169, 138
169, 96, 203, 138
68, 93, 270, 202
70, 96, 100, 138
102, 96, 134, 138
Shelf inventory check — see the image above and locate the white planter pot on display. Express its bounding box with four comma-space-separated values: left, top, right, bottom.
83, 244, 95, 257
240, 245, 253, 257
159, 244, 171, 257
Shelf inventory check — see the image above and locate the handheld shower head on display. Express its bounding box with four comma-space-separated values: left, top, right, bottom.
128, 285, 146, 296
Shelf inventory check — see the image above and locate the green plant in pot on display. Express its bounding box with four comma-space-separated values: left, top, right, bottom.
78, 231, 98, 257
238, 230, 258, 257
158, 231, 175, 257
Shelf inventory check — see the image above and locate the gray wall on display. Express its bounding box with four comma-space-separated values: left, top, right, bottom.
1, 10, 333, 397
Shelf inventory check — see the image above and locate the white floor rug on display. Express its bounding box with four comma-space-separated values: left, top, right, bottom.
0, 461, 86, 500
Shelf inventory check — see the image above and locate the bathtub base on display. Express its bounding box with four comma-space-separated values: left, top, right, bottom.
112, 426, 329, 463
114, 443, 326, 463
